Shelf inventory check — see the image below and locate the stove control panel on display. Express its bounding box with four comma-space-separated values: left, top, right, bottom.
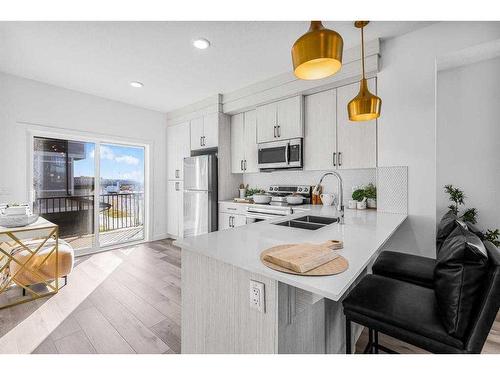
267, 185, 311, 195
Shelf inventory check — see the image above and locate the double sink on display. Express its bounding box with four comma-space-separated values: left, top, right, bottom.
274, 215, 339, 231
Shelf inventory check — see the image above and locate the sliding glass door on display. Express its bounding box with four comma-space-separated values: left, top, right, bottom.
98, 143, 145, 247
33, 136, 146, 253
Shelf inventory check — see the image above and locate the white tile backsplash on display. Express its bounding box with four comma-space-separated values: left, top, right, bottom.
242, 168, 376, 205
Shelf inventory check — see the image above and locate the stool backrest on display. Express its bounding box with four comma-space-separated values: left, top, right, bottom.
465, 241, 500, 353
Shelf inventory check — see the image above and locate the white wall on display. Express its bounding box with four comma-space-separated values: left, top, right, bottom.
0, 72, 168, 240
377, 21, 500, 257
436, 57, 500, 231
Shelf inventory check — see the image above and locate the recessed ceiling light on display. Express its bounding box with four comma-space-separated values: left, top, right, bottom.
192, 38, 210, 50
130, 81, 144, 88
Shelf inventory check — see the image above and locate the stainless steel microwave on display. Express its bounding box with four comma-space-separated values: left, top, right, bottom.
258, 138, 302, 171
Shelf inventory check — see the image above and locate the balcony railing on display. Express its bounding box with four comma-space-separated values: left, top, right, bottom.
36, 192, 144, 237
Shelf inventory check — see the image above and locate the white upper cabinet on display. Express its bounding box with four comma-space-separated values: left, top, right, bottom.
276, 96, 303, 140
230, 110, 258, 174
256, 96, 303, 143
167, 122, 190, 181
202, 112, 219, 149
190, 113, 219, 151
230, 113, 245, 173
256, 102, 277, 143
243, 110, 258, 173
336, 78, 377, 169
304, 90, 337, 171
190, 116, 204, 150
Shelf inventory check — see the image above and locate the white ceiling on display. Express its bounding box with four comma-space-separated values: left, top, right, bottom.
0, 21, 433, 113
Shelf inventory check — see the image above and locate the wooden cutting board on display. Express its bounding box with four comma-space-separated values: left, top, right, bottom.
260, 244, 348, 276
260, 240, 347, 276
262, 240, 342, 273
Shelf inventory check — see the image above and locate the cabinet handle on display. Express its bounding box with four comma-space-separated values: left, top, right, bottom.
175, 182, 179, 191
200, 136, 203, 147
273, 125, 277, 138
277, 125, 281, 138
175, 169, 179, 178
203, 136, 206, 146
244, 160, 247, 171
338, 152, 342, 167
229, 216, 234, 228
240, 160, 244, 171
333, 153, 336, 167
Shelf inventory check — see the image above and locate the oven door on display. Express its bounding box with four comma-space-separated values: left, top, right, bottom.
258, 139, 302, 170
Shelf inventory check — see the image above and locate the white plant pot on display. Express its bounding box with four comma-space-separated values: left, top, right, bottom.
367, 198, 377, 209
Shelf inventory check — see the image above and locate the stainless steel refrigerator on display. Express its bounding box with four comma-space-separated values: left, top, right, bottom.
183, 154, 218, 237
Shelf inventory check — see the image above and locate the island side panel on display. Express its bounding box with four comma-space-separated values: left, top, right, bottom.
181, 249, 278, 353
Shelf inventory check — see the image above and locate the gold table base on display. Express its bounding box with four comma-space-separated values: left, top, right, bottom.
0, 221, 59, 310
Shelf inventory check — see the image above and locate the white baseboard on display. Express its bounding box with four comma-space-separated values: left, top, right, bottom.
152, 232, 170, 241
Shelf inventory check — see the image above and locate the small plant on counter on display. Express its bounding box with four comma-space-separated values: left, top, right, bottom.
352, 188, 365, 202
245, 187, 265, 197
364, 183, 377, 199
443, 184, 499, 247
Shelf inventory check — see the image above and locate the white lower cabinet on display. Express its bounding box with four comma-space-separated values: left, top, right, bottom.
219, 212, 246, 230
167, 180, 183, 238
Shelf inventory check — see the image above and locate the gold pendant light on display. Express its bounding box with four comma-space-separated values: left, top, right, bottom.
348, 21, 382, 121
291, 21, 344, 80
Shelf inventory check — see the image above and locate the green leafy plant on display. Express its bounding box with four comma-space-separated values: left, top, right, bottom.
444, 184, 465, 215
364, 183, 377, 200
484, 229, 500, 247
352, 189, 365, 202
443, 184, 498, 247
245, 187, 265, 197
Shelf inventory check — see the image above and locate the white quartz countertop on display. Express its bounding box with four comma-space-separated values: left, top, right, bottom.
175, 206, 407, 301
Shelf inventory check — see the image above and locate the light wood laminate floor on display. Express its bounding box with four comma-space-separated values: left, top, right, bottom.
1, 239, 498, 354
0, 239, 180, 354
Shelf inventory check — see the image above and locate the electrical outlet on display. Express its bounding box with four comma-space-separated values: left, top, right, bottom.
249, 280, 265, 312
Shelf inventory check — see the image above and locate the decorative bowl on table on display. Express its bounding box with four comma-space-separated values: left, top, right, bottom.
0, 213, 39, 228
285, 195, 305, 205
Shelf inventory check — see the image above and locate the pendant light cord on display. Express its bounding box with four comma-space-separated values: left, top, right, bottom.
361, 25, 365, 79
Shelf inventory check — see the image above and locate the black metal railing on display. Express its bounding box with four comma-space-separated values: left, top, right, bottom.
36, 192, 144, 235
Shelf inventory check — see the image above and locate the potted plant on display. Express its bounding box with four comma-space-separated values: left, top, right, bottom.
364, 183, 377, 209
352, 188, 367, 210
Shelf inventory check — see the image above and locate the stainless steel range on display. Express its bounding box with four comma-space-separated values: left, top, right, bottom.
267, 185, 311, 206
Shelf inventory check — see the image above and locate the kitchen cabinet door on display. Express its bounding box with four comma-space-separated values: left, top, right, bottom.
167, 123, 190, 180
190, 116, 204, 151
230, 113, 245, 173
256, 101, 277, 143
232, 214, 247, 228
336, 78, 377, 169
243, 110, 258, 173
203, 112, 219, 149
167, 126, 178, 180
218, 212, 232, 230
167, 180, 180, 237
304, 90, 337, 171
177, 123, 190, 180
277, 96, 303, 140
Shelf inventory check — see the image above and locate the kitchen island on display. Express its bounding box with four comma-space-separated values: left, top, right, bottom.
175, 206, 407, 354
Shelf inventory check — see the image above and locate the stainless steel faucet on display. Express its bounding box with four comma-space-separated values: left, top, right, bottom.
317, 171, 344, 224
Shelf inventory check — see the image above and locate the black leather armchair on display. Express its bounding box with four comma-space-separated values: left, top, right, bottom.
342, 243, 500, 354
